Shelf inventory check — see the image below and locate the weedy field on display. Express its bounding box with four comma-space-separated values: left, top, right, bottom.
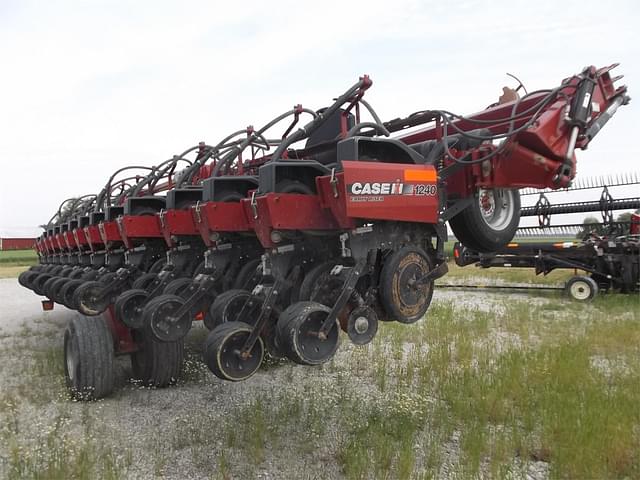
0, 268, 638, 479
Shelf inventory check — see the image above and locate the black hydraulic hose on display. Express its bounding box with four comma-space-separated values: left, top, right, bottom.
346, 122, 390, 138
439, 82, 579, 166
176, 136, 243, 187
212, 106, 318, 176
267, 78, 369, 163
100, 166, 155, 211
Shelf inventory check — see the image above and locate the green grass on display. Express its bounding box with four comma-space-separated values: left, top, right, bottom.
0, 249, 38, 266
0, 273, 638, 479
161, 294, 639, 479
440, 260, 575, 286
0, 249, 38, 277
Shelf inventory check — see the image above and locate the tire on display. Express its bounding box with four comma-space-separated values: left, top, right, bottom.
132, 272, 159, 291
276, 179, 314, 195
68, 268, 85, 280
297, 261, 342, 305
42, 276, 62, 299
18, 270, 34, 288
64, 315, 115, 400
276, 301, 339, 366
207, 289, 254, 330
379, 246, 434, 324
449, 188, 521, 252
115, 289, 150, 329
565, 275, 598, 301
148, 258, 166, 274
204, 321, 264, 381
99, 272, 118, 284
74, 281, 109, 316
232, 259, 262, 291
49, 277, 71, 303
298, 261, 335, 301
131, 330, 184, 387
163, 277, 193, 298
144, 294, 191, 342
60, 279, 84, 309
32, 273, 53, 296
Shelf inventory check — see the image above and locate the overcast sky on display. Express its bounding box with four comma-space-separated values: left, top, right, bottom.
1, 0, 638, 236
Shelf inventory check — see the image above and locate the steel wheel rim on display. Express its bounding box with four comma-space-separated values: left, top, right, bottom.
478, 188, 516, 231
570, 280, 591, 300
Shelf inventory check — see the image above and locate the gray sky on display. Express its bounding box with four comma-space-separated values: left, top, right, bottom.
1, 0, 638, 236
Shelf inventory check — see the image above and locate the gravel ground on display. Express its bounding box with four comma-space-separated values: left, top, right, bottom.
0, 277, 554, 479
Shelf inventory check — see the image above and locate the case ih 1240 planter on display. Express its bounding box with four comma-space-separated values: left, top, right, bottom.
19, 64, 629, 398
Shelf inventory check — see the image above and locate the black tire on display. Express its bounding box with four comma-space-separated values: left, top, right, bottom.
276, 301, 339, 366
18, 270, 34, 288
163, 277, 193, 298
60, 279, 84, 309
74, 281, 109, 316
99, 272, 118, 285
68, 268, 85, 280
208, 289, 255, 330
49, 277, 71, 303
379, 246, 434, 324
191, 261, 206, 277
32, 273, 53, 296
217, 192, 245, 203
115, 289, 150, 329
276, 179, 314, 195
144, 294, 191, 342
42, 276, 62, 299
132, 273, 159, 291
148, 258, 166, 274
232, 259, 262, 291
131, 330, 184, 387
298, 261, 343, 305
82, 269, 100, 281
449, 188, 521, 252
204, 321, 264, 381
565, 275, 598, 301
64, 315, 115, 400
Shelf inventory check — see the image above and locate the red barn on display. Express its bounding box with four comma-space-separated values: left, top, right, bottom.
0, 238, 36, 251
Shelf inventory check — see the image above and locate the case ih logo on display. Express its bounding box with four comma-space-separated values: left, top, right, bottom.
348, 182, 437, 196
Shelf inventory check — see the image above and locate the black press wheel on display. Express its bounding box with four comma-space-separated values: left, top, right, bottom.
68, 268, 86, 280
276, 301, 340, 366
163, 277, 193, 298
130, 330, 183, 387
18, 270, 39, 289
64, 315, 115, 400
148, 258, 167, 274
42, 276, 62, 299
132, 272, 159, 292
49, 277, 72, 303
143, 294, 191, 342
379, 246, 434, 324
207, 289, 257, 330
565, 275, 598, 301
32, 273, 54, 296
99, 272, 118, 284
449, 188, 521, 253
204, 321, 264, 381
60, 279, 84, 309
298, 261, 338, 302
232, 259, 262, 291
74, 281, 110, 316
115, 289, 150, 329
